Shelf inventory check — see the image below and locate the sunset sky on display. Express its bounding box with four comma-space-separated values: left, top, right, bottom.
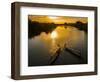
28, 15, 88, 24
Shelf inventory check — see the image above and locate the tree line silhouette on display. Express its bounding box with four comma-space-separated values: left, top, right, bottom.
28, 19, 88, 38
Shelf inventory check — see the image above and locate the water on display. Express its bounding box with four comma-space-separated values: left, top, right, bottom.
28, 26, 87, 66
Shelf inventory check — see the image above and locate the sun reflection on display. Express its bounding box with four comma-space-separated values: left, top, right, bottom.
51, 31, 58, 39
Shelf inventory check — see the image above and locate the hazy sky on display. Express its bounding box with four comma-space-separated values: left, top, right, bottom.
28, 15, 88, 24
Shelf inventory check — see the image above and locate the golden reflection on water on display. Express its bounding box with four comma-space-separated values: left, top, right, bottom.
51, 31, 58, 39
33, 26, 85, 56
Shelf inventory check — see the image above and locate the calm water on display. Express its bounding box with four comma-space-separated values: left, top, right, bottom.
28, 26, 87, 66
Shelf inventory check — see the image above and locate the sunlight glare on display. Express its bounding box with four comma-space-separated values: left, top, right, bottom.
51, 31, 58, 39
48, 16, 57, 19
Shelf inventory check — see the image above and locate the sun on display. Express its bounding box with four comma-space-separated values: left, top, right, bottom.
51, 31, 58, 39
48, 16, 57, 19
